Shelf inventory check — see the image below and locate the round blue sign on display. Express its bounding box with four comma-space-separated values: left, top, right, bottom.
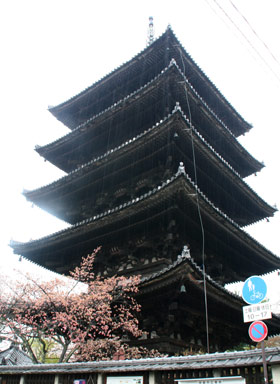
242, 276, 267, 304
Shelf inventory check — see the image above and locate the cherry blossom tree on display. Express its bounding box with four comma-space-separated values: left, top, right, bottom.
75, 338, 163, 361
0, 248, 160, 362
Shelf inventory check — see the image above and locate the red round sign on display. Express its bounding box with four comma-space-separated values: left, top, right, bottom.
248, 321, 268, 342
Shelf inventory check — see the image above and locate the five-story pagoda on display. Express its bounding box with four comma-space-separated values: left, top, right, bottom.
11, 26, 280, 355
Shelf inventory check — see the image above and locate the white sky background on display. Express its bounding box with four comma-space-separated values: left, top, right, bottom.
0, 0, 280, 297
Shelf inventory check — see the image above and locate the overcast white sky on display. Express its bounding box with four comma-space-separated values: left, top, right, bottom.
0, 0, 280, 297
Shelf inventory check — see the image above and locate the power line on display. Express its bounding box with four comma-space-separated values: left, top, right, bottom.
228, 0, 280, 69
204, 0, 280, 84
178, 47, 210, 354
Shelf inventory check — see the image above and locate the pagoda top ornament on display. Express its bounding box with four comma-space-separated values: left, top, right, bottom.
147, 16, 155, 46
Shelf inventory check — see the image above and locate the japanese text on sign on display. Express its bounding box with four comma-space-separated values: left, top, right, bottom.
243, 302, 271, 323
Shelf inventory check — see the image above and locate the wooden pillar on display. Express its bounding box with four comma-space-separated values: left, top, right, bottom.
19, 376, 25, 384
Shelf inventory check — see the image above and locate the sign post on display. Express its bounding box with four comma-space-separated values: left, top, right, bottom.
261, 341, 269, 384
243, 277, 269, 384
248, 321, 269, 384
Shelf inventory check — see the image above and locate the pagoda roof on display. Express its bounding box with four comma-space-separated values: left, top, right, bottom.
26, 108, 276, 227
39, 60, 261, 177
48, 27, 251, 137
139, 245, 242, 303
137, 246, 280, 338
12, 170, 280, 279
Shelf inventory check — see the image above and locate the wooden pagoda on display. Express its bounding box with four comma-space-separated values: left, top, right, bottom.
11, 26, 280, 354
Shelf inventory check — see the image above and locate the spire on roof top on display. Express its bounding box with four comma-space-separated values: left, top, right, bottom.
147, 16, 155, 46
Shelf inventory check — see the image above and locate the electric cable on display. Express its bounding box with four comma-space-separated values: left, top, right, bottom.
228, 0, 280, 70
204, 0, 280, 84
178, 47, 210, 354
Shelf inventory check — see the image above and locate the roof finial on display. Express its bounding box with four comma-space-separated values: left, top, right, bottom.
147, 16, 155, 46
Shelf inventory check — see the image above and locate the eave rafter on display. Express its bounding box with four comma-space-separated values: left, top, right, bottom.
139, 245, 280, 338
48, 27, 251, 137
12, 170, 280, 277
38, 60, 261, 177
25, 108, 276, 226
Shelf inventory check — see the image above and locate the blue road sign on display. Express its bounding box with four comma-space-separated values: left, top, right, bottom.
242, 276, 267, 305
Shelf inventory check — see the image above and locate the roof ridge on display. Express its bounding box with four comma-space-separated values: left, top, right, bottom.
39, 57, 243, 154
48, 25, 251, 135
14, 168, 280, 264
139, 245, 243, 302
169, 27, 252, 130
29, 105, 269, 219
37, 58, 177, 152
1, 347, 280, 371
48, 27, 170, 113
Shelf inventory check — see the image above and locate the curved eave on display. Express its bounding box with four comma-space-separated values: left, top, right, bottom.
167, 29, 251, 137
139, 247, 280, 336
40, 61, 261, 177
48, 27, 251, 137
26, 108, 276, 226
139, 246, 242, 305
13, 172, 280, 273
48, 27, 172, 129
